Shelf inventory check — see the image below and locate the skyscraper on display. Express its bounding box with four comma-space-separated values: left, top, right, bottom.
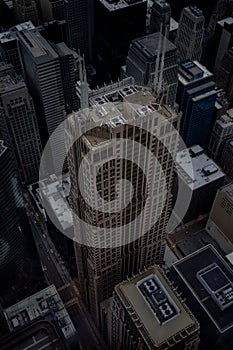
51, 42, 79, 114
177, 60, 217, 148
208, 109, 233, 162
66, 79, 181, 327
0, 63, 42, 183
13, 0, 39, 25
150, 0, 171, 37
17, 30, 65, 172
175, 6, 205, 62
40, 0, 64, 22
108, 266, 200, 349
216, 47, 233, 106
94, 0, 147, 82
64, 0, 93, 61
123, 32, 179, 107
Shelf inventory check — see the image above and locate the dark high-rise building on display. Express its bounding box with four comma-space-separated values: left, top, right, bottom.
94, 0, 147, 82
0, 140, 44, 307
64, 0, 93, 61
0, 31, 24, 76
177, 60, 217, 148
51, 42, 79, 113
40, 0, 64, 21
150, 0, 171, 37
13, 0, 39, 25
66, 79, 181, 327
216, 47, 233, 106
17, 30, 65, 172
176, 6, 205, 62
0, 63, 42, 183
123, 32, 179, 107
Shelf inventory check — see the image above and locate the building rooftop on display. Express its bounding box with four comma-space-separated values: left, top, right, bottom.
116, 266, 198, 347
172, 245, 233, 332
176, 145, 225, 190
132, 32, 176, 59
39, 174, 72, 231
179, 60, 212, 86
17, 30, 58, 60
185, 5, 204, 18
4, 285, 76, 340
99, 0, 146, 11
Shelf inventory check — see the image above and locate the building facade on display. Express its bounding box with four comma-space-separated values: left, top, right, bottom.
108, 266, 200, 349
220, 140, 233, 177
177, 60, 217, 148
13, 0, 39, 25
66, 79, 181, 327
216, 47, 233, 106
175, 6, 205, 62
150, 0, 171, 37
0, 63, 42, 183
124, 32, 179, 107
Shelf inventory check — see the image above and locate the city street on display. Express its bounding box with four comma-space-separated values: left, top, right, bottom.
28, 212, 107, 350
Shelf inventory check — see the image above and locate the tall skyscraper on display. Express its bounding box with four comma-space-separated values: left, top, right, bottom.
64, 0, 93, 62
176, 6, 205, 62
220, 140, 233, 176
177, 60, 217, 148
208, 109, 233, 162
150, 0, 171, 37
13, 0, 39, 25
0, 63, 42, 183
123, 32, 179, 107
216, 47, 233, 106
94, 0, 147, 82
51, 42, 79, 113
108, 266, 200, 349
66, 79, 181, 327
17, 30, 65, 172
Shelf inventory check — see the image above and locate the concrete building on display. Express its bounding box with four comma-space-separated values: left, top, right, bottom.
150, 0, 171, 37
13, 0, 39, 25
3, 285, 77, 344
213, 17, 233, 75
177, 60, 217, 148
221, 140, 233, 176
176, 145, 225, 222
51, 42, 79, 113
170, 245, 233, 350
123, 32, 179, 107
213, 89, 229, 120
40, 0, 64, 22
206, 183, 233, 253
17, 30, 65, 172
108, 266, 200, 349
176, 6, 205, 62
94, 0, 147, 82
0, 63, 42, 183
64, 0, 93, 62
208, 108, 233, 162
66, 78, 181, 327
216, 47, 233, 106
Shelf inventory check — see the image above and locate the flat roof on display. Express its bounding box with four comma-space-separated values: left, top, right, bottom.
133, 32, 176, 58
4, 285, 76, 340
220, 183, 233, 200
179, 61, 212, 86
172, 245, 233, 332
176, 146, 225, 190
99, 0, 146, 11
116, 266, 197, 346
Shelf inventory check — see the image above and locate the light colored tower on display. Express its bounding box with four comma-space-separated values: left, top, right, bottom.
66, 78, 181, 328
0, 63, 42, 183
176, 6, 205, 62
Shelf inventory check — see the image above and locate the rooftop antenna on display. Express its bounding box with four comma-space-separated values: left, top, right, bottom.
154, 23, 163, 92
78, 54, 88, 110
